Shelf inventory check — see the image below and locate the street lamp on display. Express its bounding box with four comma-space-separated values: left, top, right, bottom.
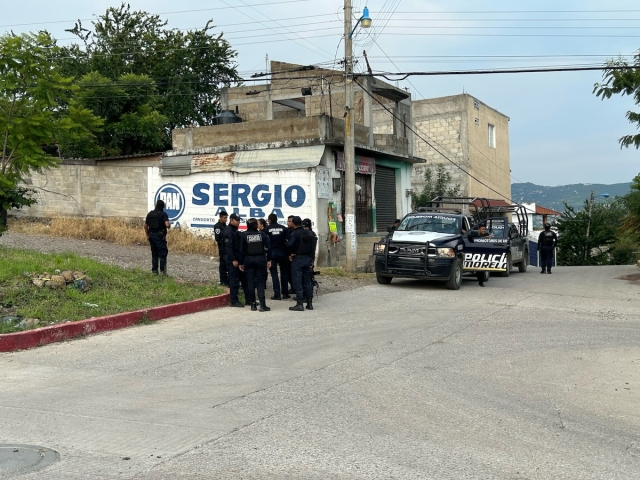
349, 7, 372, 37
344, 3, 372, 272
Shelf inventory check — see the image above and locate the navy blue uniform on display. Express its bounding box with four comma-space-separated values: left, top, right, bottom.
145, 209, 169, 274
240, 229, 272, 305
223, 224, 247, 305
265, 222, 290, 298
214, 220, 228, 285
538, 229, 558, 273
287, 226, 314, 303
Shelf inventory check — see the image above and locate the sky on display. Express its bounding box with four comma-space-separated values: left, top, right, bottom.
2, 0, 640, 187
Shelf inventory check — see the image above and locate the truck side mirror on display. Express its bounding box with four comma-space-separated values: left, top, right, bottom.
468, 230, 479, 238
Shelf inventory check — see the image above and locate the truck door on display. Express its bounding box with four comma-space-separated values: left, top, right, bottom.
462, 218, 510, 273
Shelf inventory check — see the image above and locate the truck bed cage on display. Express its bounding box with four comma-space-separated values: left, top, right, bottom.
427, 196, 529, 237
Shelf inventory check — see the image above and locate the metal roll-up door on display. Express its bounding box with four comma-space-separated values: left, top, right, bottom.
375, 166, 397, 231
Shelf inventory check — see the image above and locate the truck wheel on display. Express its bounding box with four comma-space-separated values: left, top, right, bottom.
518, 251, 528, 273
483, 271, 490, 282
446, 258, 463, 290
501, 253, 512, 277
376, 274, 392, 285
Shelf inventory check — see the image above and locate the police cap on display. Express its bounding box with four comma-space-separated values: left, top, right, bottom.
302, 218, 312, 228
230, 213, 241, 221
544, 222, 551, 229
291, 216, 302, 226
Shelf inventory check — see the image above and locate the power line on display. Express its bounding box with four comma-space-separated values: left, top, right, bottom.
221, 0, 333, 58
0, 0, 312, 29
364, 40, 522, 188
389, 9, 640, 14
353, 77, 513, 202
368, 65, 636, 81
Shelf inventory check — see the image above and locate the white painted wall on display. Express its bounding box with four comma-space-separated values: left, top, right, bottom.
148, 168, 315, 233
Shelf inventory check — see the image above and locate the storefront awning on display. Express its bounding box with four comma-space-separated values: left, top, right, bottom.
160, 145, 326, 176
231, 145, 326, 173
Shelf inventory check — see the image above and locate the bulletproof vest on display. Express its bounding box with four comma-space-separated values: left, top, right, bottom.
296, 229, 314, 256
246, 232, 264, 256
146, 210, 163, 232
541, 231, 555, 246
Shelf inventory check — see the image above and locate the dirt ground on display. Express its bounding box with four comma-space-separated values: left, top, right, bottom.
0, 232, 375, 295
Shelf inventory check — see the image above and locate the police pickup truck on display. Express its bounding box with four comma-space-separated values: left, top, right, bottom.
372, 198, 529, 289
373, 211, 469, 289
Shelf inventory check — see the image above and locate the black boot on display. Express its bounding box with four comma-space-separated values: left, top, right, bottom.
289, 302, 304, 311
259, 300, 271, 312
305, 298, 314, 310
270, 294, 281, 300
251, 302, 258, 311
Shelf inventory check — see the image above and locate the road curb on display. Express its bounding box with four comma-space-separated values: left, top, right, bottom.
0, 293, 230, 353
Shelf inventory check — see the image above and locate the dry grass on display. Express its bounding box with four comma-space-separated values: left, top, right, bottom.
8, 216, 218, 256
319, 267, 374, 279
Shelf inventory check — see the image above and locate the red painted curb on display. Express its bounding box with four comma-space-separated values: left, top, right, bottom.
0, 293, 230, 353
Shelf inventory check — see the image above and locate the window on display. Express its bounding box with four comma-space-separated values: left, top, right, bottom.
488, 124, 496, 148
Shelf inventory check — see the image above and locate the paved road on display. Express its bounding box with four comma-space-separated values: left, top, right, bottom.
2, 266, 640, 479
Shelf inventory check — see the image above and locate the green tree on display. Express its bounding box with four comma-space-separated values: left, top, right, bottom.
67, 72, 168, 157
0, 32, 101, 233
62, 3, 241, 136
556, 198, 627, 266
610, 173, 640, 264
594, 54, 640, 149
411, 163, 461, 209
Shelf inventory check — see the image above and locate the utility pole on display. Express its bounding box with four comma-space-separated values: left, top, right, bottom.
585, 190, 595, 263
343, 0, 357, 272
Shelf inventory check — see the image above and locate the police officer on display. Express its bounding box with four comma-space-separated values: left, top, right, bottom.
239, 218, 272, 312
303, 218, 319, 297
287, 216, 315, 311
265, 213, 290, 300
223, 213, 247, 307
286, 215, 296, 293
538, 223, 558, 274
144, 199, 170, 275
302, 218, 318, 266
213, 211, 229, 286
476, 224, 492, 287
257, 218, 268, 290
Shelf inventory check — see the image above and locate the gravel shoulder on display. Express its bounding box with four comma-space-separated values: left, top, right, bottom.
0, 232, 375, 295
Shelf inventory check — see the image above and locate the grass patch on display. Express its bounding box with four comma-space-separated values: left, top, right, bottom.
319, 267, 375, 280
0, 247, 225, 334
7, 216, 218, 256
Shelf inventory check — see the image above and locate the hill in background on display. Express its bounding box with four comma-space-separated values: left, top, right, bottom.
511, 182, 632, 213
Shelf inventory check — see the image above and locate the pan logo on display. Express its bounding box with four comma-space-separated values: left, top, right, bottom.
155, 183, 185, 222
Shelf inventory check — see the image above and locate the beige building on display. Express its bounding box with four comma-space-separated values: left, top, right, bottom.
225, 62, 511, 202
410, 94, 511, 202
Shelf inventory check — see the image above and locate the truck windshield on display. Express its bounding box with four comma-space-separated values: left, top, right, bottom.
397, 215, 461, 234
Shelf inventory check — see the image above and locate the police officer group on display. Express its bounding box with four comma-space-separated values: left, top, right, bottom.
214, 211, 317, 312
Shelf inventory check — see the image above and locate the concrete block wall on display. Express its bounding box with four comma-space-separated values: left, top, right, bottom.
173, 116, 325, 150
464, 96, 511, 202
16, 160, 155, 222
410, 94, 511, 203
411, 96, 469, 196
